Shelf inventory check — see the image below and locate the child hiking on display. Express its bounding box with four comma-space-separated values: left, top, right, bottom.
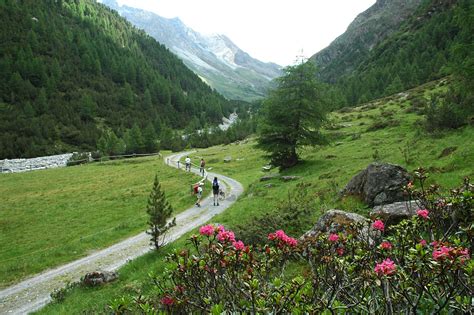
195, 182, 203, 207
212, 177, 220, 206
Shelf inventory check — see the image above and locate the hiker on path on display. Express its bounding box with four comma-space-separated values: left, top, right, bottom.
200, 158, 206, 176
185, 156, 191, 172
212, 177, 220, 206
195, 182, 203, 207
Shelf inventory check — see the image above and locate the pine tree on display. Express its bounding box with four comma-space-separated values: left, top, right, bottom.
257, 61, 328, 169
124, 124, 145, 154
143, 123, 157, 153
146, 175, 176, 250
36, 88, 48, 114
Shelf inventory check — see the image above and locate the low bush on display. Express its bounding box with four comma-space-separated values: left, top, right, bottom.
367, 119, 400, 132
424, 90, 472, 131
233, 184, 315, 245
109, 173, 473, 313
66, 152, 91, 166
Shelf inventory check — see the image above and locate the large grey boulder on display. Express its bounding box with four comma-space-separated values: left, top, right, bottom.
371, 200, 420, 225
82, 270, 118, 287
340, 162, 411, 206
301, 209, 368, 239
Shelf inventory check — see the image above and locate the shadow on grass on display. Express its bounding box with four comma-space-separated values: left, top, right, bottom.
281, 158, 333, 176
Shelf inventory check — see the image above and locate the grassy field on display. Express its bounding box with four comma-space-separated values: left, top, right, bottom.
0, 154, 202, 288
36, 80, 474, 313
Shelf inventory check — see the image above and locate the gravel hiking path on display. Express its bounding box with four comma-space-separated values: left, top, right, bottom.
0, 151, 244, 314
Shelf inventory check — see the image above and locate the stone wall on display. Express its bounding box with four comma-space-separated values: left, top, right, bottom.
0, 153, 73, 173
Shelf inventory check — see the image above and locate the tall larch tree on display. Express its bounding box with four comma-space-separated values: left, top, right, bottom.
257, 61, 328, 169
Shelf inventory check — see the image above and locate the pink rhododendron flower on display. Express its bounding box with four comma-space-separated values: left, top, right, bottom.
285, 237, 298, 247
417, 209, 429, 219
431, 240, 440, 248
419, 239, 427, 246
459, 248, 470, 258
233, 240, 245, 251
458, 248, 470, 263
407, 181, 413, 189
199, 224, 215, 236
161, 295, 174, 306
372, 220, 385, 232
432, 246, 454, 261
336, 247, 344, 256
380, 241, 392, 250
329, 233, 339, 242
374, 258, 397, 276
268, 232, 277, 241
217, 230, 235, 242
268, 230, 297, 247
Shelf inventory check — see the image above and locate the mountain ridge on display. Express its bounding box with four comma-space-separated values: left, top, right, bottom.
100, 0, 282, 101
310, 0, 423, 83
309, 0, 472, 107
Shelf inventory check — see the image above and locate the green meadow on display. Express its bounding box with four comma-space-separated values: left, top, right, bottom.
36, 81, 474, 313
0, 155, 201, 288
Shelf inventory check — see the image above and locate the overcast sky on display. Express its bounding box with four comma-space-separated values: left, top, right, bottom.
116, 0, 376, 66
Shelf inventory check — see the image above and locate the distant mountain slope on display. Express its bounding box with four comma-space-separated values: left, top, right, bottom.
101, 0, 282, 101
310, 0, 472, 106
310, 0, 423, 83
0, 0, 233, 159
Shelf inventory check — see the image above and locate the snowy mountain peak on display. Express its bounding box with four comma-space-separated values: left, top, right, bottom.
101, 1, 282, 101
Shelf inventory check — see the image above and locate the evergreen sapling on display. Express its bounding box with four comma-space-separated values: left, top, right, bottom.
146, 175, 176, 250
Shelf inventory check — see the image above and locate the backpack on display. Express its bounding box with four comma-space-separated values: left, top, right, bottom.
193, 184, 199, 193
212, 179, 219, 189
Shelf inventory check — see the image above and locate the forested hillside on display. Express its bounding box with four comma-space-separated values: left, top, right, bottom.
0, 0, 234, 159
311, 0, 422, 83
101, 0, 282, 102
312, 0, 473, 106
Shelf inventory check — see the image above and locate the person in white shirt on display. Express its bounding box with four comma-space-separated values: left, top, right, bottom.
185, 156, 191, 172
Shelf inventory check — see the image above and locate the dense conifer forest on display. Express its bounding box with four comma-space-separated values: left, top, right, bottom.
317, 0, 473, 107
0, 0, 237, 158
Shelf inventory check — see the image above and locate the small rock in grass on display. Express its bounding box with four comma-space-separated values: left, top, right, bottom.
280, 176, 300, 182
260, 174, 280, 181
82, 270, 118, 287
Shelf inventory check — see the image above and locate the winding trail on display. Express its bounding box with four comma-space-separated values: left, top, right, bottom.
0, 151, 244, 314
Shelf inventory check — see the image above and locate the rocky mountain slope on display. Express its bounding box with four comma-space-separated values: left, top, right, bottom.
310, 0, 423, 83
310, 0, 472, 106
101, 0, 282, 101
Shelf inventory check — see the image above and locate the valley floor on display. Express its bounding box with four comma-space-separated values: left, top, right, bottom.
0, 152, 243, 314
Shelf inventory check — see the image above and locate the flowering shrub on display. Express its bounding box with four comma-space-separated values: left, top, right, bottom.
268, 229, 298, 247
374, 258, 396, 276
110, 175, 473, 313
380, 241, 392, 250
328, 233, 339, 242
417, 208, 429, 219
372, 219, 385, 231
